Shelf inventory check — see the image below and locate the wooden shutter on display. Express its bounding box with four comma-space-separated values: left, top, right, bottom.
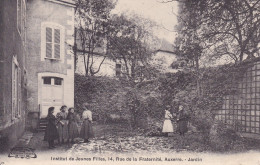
54, 29, 60, 59
18, 68, 21, 118
17, 0, 22, 33
12, 61, 15, 119
12, 62, 18, 119
46, 27, 52, 58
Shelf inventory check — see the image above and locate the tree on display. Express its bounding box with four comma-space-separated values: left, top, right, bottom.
173, 0, 260, 64
172, 0, 260, 96
75, 0, 117, 76
106, 14, 158, 84
173, 1, 205, 95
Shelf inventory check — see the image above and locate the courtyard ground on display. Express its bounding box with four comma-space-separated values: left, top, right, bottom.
10, 122, 260, 155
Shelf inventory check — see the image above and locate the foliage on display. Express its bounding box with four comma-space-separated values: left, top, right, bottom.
209, 121, 246, 152
107, 14, 159, 84
75, 59, 253, 137
75, 0, 116, 76
157, 62, 253, 135
174, 0, 260, 64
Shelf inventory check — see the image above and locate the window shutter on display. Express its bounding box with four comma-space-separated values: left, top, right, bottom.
46, 27, 52, 58
17, 0, 22, 33
12, 62, 15, 120
54, 29, 60, 59
18, 68, 21, 118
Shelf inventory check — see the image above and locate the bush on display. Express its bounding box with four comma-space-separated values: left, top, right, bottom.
209, 121, 245, 152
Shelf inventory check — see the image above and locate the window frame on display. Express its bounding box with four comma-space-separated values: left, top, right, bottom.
12, 56, 22, 120
42, 77, 63, 86
17, 0, 22, 35
41, 22, 65, 62
17, 0, 26, 44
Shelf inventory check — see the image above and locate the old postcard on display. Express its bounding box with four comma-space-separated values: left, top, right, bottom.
1, 0, 260, 164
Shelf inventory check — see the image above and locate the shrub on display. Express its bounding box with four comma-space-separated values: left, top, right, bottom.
209, 121, 245, 152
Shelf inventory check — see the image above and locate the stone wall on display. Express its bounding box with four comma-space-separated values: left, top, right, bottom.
0, 0, 27, 151
26, 0, 75, 129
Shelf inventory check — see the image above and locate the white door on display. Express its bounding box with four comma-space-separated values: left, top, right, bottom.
41, 77, 64, 118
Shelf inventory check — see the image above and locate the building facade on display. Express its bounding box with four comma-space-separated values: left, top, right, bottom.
76, 54, 128, 77
0, 0, 27, 151
76, 50, 178, 78
26, 0, 75, 129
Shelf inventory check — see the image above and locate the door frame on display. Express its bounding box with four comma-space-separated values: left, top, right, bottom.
38, 72, 66, 118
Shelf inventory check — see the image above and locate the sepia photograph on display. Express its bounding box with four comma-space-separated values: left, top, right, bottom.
0, 0, 260, 164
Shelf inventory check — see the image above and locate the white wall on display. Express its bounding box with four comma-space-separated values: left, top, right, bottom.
76, 55, 116, 77
149, 51, 178, 73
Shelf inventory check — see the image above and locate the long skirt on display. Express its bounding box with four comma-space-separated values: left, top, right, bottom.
80, 120, 94, 139
162, 119, 174, 133
57, 120, 69, 141
68, 121, 79, 139
44, 123, 59, 141
177, 120, 188, 134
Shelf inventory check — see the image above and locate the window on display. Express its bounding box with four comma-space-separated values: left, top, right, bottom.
41, 23, 65, 61
43, 77, 63, 86
17, 0, 26, 43
54, 77, 62, 85
12, 57, 22, 120
43, 77, 51, 85
46, 27, 61, 59
116, 64, 121, 77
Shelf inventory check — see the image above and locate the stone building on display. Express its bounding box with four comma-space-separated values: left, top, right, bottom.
0, 0, 75, 150
26, 0, 75, 129
0, 0, 27, 150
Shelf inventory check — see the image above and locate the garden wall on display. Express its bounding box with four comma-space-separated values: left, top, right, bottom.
215, 59, 260, 138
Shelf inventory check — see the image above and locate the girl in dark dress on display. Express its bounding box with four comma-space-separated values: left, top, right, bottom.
177, 105, 190, 136
44, 107, 59, 149
56, 105, 69, 144
67, 107, 79, 143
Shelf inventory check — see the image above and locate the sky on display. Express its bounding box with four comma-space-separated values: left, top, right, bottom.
112, 0, 179, 44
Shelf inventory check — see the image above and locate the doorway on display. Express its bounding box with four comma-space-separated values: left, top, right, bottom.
40, 76, 64, 118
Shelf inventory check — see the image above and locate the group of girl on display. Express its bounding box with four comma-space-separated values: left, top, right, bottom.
44, 104, 94, 149
162, 105, 190, 136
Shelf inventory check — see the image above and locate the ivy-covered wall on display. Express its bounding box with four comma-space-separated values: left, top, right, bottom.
216, 59, 260, 136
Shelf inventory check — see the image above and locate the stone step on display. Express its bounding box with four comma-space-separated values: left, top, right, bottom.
38, 119, 48, 132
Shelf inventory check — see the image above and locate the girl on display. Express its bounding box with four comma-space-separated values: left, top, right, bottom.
44, 107, 59, 149
80, 104, 94, 143
162, 105, 174, 137
56, 105, 69, 144
67, 107, 80, 143
177, 105, 189, 136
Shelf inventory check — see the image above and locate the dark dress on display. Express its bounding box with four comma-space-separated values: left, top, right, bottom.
177, 110, 189, 135
80, 120, 94, 139
44, 114, 59, 141
56, 112, 69, 141
80, 110, 94, 139
67, 113, 79, 139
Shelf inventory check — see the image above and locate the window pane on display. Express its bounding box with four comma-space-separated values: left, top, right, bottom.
54, 44, 60, 59
43, 77, 51, 85
46, 43, 52, 58
54, 29, 60, 43
54, 77, 62, 85
46, 27, 52, 42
